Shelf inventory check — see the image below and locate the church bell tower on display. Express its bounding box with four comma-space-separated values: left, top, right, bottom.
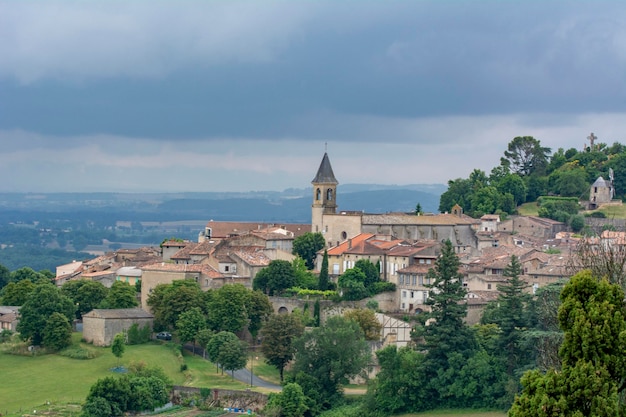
311, 152, 338, 235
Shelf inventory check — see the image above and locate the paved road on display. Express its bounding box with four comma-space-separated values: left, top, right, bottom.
184, 345, 282, 391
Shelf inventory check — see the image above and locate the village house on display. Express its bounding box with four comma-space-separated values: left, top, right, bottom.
82, 308, 154, 347
0, 306, 19, 332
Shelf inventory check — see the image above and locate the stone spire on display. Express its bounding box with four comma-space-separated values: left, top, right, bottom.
311, 152, 338, 185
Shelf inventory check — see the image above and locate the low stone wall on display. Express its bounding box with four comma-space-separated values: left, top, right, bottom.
171, 386, 268, 413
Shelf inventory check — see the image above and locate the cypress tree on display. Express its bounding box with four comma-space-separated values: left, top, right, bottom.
318, 250, 329, 291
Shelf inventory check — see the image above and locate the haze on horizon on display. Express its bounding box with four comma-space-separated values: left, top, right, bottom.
1, 1, 625, 193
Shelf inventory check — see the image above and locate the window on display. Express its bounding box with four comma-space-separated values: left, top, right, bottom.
205, 279, 209, 286
419, 259, 425, 264
224, 265, 230, 272
333, 264, 340, 274
426, 259, 431, 264
316, 188, 321, 200
401, 303, 405, 309
487, 283, 492, 290
402, 291, 407, 298
412, 275, 417, 285
410, 291, 414, 298
341, 231, 347, 239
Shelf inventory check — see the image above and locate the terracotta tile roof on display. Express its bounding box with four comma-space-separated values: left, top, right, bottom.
81, 270, 115, 278
161, 240, 188, 248
141, 262, 223, 278
327, 233, 376, 256
230, 247, 272, 267
206, 221, 310, 239
397, 264, 433, 274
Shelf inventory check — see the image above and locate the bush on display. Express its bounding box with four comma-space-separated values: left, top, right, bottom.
127, 323, 152, 345
369, 281, 396, 295
589, 211, 607, 218
59, 345, 99, 359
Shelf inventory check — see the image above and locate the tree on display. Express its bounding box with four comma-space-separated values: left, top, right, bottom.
147, 280, 205, 330
0, 279, 36, 305
413, 240, 476, 368
494, 173, 527, 206
291, 315, 370, 407
439, 178, 472, 213
176, 306, 206, 349
318, 250, 330, 291
354, 259, 380, 289
42, 311, 72, 351
206, 284, 248, 333
415, 203, 423, 215
245, 289, 273, 341
266, 383, 309, 417
337, 268, 368, 301
501, 136, 551, 177
292, 232, 325, 270
61, 279, 109, 319
292, 257, 318, 289
206, 331, 247, 376
16, 284, 75, 345
112, 332, 126, 367
253, 260, 297, 296
510, 271, 626, 416
11, 266, 48, 284
344, 308, 382, 340
102, 281, 138, 309
260, 313, 305, 381
83, 376, 131, 417
567, 233, 626, 289
482, 255, 531, 375
0, 263, 10, 290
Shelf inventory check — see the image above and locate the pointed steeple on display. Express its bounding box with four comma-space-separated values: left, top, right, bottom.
312, 153, 338, 184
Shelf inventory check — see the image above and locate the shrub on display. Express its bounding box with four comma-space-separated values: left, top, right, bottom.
59, 345, 99, 359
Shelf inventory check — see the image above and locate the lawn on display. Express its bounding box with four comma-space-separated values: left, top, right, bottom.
0, 335, 258, 416
400, 411, 506, 417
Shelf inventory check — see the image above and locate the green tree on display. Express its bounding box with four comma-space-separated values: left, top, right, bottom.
16, 284, 75, 345
354, 259, 380, 289
344, 308, 382, 341
318, 250, 330, 291
501, 136, 551, 177
415, 203, 423, 215
102, 281, 138, 309
366, 345, 429, 415
337, 268, 368, 301
291, 315, 370, 407
61, 279, 109, 319
292, 232, 325, 270
569, 214, 585, 232
266, 383, 309, 417
11, 266, 48, 284
176, 306, 206, 348
245, 289, 273, 340
0, 279, 36, 305
439, 178, 472, 213
206, 284, 248, 333
495, 173, 527, 206
253, 260, 297, 296
83, 376, 131, 417
0, 263, 10, 290
42, 311, 72, 351
510, 271, 626, 416
260, 313, 305, 381
551, 165, 589, 197
486, 255, 531, 375
147, 280, 205, 330
413, 240, 477, 368
292, 257, 318, 289
112, 332, 126, 367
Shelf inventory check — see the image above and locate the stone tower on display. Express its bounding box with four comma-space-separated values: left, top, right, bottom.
311, 152, 338, 235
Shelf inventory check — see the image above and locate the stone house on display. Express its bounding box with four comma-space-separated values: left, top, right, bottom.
0, 306, 19, 331
498, 216, 566, 240
82, 308, 154, 347
115, 266, 142, 286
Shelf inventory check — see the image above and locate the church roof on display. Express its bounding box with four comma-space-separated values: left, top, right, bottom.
312, 153, 338, 184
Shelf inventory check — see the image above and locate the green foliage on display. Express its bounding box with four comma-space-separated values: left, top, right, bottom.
101, 281, 138, 309
59, 344, 99, 359
260, 313, 305, 381
61, 279, 109, 319
253, 259, 297, 296
245, 289, 274, 339
0, 279, 36, 305
501, 136, 551, 177
206, 331, 247, 374
291, 315, 370, 408
283, 287, 337, 298
42, 311, 72, 351
338, 268, 368, 301
266, 382, 309, 417
510, 271, 626, 416
176, 306, 207, 345
292, 232, 325, 270
112, 332, 126, 366
126, 323, 152, 345
318, 250, 330, 291
147, 280, 205, 330
206, 284, 249, 333
16, 283, 76, 345
292, 256, 319, 289
343, 308, 382, 340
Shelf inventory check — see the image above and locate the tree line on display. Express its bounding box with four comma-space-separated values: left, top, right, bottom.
439, 135, 626, 221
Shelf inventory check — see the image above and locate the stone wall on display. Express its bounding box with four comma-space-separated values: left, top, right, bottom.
171, 386, 268, 412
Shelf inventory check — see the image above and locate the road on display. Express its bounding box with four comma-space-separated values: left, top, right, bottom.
184, 345, 282, 391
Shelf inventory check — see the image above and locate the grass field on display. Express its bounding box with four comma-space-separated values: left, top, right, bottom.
400, 411, 507, 417
0, 335, 263, 416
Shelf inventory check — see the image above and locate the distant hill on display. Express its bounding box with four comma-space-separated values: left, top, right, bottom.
0, 184, 445, 223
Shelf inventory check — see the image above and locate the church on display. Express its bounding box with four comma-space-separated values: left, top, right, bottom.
311, 152, 481, 255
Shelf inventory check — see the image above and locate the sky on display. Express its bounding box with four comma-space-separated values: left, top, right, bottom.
1, 1, 626, 193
